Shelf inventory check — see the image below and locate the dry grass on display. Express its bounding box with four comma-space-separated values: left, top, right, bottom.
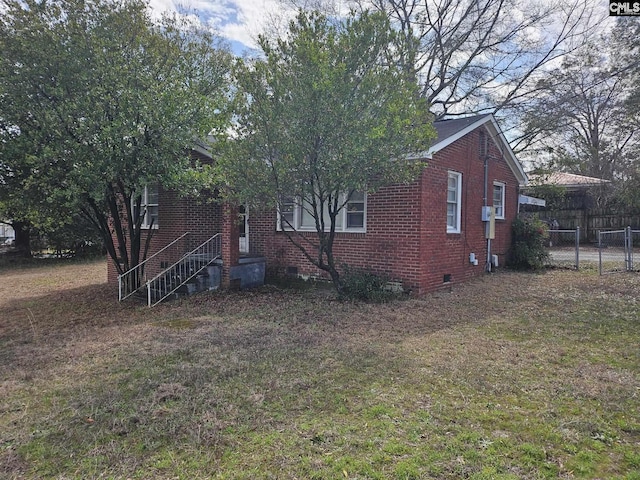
1, 258, 639, 479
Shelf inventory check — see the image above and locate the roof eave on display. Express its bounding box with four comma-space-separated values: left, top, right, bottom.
192, 139, 213, 159
487, 117, 528, 186
424, 115, 527, 185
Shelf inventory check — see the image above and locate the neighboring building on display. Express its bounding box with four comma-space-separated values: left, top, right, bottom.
109, 114, 528, 301
0, 222, 15, 245
532, 172, 610, 190
523, 172, 613, 242
526, 172, 611, 207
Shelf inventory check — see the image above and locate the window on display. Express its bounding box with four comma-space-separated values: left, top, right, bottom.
279, 196, 296, 229
447, 171, 462, 233
300, 198, 343, 230
346, 192, 365, 229
278, 192, 366, 233
493, 182, 505, 220
239, 204, 249, 253
135, 185, 159, 229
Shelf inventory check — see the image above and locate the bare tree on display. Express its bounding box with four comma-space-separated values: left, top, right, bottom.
516, 12, 640, 183
364, 0, 601, 121
276, 0, 603, 151
518, 51, 635, 181
613, 18, 640, 130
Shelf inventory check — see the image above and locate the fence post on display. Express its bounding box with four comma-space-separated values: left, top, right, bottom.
632, 227, 635, 271
575, 226, 580, 270
598, 230, 603, 276
627, 226, 633, 271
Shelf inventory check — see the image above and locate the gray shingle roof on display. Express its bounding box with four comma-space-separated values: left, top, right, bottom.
432, 114, 492, 146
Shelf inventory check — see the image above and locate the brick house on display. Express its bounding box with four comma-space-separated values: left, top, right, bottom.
110, 114, 527, 302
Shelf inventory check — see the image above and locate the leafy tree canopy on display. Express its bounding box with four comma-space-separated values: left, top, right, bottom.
219, 9, 434, 291
0, 0, 232, 267
281, 0, 603, 155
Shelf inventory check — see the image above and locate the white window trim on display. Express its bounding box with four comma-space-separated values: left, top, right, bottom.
493, 181, 505, 220
136, 185, 159, 230
277, 193, 367, 233
447, 171, 462, 234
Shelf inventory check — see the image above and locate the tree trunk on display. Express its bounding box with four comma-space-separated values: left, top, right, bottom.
328, 266, 343, 296
12, 221, 32, 257
324, 237, 343, 295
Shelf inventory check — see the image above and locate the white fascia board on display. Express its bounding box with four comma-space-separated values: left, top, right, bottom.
414, 115, 493, 159
405, 151, 433, 161
519, 194, 546, 207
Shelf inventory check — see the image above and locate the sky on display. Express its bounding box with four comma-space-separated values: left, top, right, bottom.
146, 0, 619, 59
148, 0, 295, 55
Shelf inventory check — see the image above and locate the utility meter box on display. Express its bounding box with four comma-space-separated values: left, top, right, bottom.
486, 208, 496, 239
481, 206, 493, 222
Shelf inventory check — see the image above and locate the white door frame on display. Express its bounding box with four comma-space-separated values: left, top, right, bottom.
239, 205, 249, 254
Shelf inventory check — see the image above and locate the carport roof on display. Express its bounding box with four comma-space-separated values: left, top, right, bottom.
528, 172, 610, 189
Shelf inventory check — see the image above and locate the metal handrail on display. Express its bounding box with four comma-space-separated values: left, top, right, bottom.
146, 233, 221, 307
118, 232, 190, 301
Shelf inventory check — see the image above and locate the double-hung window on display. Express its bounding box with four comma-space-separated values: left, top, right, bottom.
136, 185, 159, 229
299, 198, 343, 230
279, 196, 296, 229
447, 171, 462, 233
278, 192, 366, 233
493, 182, 505, 220
346, 192, 365, 229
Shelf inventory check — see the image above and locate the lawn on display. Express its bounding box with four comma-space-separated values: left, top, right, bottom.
1, 259, 639, 479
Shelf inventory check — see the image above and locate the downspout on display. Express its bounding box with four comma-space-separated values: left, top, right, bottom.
481, 131, 492, 272
485, 159, 492, 272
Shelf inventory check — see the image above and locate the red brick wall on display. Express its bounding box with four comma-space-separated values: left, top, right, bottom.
106, 188, 223, 284
106, 150, 222, 284
249, 181, 424, 290
108, 129, 521, 295
417, 127, 517, 292
248, 125, 519, 294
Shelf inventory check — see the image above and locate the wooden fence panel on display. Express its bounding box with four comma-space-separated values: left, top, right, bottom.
536, 209, 640, 244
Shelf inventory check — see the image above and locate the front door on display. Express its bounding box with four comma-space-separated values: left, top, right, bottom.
239, 205, 249, 254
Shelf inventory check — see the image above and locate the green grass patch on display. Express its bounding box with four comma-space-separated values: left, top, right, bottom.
1, 266, 639, 478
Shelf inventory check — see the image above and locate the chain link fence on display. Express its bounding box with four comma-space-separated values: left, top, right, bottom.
543, 226, 640, 273
546, 228, 581, 269
598, 227, 640, 275
634, 230, 640, 271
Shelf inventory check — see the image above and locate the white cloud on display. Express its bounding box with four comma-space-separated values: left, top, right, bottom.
147, 0, 296, 52
147, 0, 177, 18
147, 0, 362, 53
220, 0, 292, 49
